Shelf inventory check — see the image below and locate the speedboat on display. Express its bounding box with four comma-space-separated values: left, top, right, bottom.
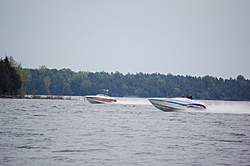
148, 97, 206, 112
85, 94, 117, 104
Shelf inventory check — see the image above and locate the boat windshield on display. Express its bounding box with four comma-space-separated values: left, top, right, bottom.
96, 94, 109, 97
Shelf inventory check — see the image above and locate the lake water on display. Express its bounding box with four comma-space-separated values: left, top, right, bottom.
1, 97, 250, 166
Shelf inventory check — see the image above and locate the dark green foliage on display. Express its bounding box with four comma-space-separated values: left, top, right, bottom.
0, 57, 22, 95
23, 68, 250, 101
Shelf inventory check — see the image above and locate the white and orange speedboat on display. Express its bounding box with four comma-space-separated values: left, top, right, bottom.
148, 97, 206, 112
85, 94, 117, 104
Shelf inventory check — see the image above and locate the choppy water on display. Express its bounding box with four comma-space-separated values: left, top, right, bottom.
1, 97, 250, 166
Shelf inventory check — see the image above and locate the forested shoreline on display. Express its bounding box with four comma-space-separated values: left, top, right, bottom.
1, 57, 250, 100
24, 66, 250, 101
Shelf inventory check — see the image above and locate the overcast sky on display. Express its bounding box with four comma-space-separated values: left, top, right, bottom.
1, 0, 250, 79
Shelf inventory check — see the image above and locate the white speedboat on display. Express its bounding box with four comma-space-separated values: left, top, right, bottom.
85, 94, 117, 104
148, 97, 206, 112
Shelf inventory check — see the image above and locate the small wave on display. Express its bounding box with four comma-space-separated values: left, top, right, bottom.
33, 114, 47, 116
230, 133, 246, 137
16, 146, 39, 149
53, 149, 86, 153
53, 149, 106, 153
217, 139, 243, 143
134, 152, 153, 155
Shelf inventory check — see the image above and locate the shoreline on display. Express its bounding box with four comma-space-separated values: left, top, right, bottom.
0, 94, 75, 100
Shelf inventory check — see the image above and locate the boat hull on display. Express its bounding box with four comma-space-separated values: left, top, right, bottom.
148, 98, 206, 112
85, 95, 117, 104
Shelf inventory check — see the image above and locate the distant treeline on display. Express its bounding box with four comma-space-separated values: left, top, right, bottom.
22, 66, 250, 101
1, 56, 250, 100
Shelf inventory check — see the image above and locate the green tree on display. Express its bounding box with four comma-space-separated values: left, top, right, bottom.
10, 56, 30, 96
0, 59, 11, 94
80, 80, 92, 95
62, 82, 73, 95
0, 57, 22, 95
121, 84, 128, 96
44, 76, 51, 94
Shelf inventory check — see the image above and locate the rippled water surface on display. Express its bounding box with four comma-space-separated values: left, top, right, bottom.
1, 98, 250, 165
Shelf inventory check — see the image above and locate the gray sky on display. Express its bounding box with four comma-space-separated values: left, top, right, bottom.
1, 0, 250, 79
